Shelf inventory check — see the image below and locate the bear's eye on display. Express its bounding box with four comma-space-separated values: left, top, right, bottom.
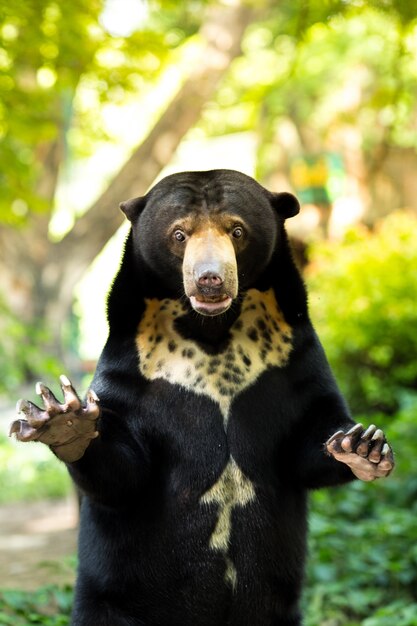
173, 229, 186, 243
232, 226, 244, 239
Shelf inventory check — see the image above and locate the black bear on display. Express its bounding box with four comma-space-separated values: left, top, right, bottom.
11, 169, 394, 626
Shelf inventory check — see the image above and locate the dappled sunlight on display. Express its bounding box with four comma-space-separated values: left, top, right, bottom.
100, 0, 148, 37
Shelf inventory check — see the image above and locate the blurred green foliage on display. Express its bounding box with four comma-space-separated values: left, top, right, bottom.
0, 585, 72, 625
303, 210, 417, 624
307, 211, 417, 415
0, 434, 71, 503
0, 299, 63, 394
0, 0, 191, 223
2, 0, 416, 223
198, 3, 417, 181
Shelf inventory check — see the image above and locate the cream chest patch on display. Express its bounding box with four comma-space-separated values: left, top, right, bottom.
200, 456, 256, 589
136, 288, 292, 422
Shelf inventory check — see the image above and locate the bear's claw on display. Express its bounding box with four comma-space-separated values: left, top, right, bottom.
10, 376, 100, 463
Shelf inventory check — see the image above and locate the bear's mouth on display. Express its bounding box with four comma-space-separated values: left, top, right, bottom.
189, 294, 232, 317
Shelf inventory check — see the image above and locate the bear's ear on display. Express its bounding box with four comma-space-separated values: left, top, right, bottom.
119, 196, 147, 222
269, 192, 300, 219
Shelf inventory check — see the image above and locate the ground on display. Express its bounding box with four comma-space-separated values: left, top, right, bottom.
0, 498, 77, 590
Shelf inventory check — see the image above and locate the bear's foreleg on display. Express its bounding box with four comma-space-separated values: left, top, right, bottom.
10, 376, 150, 503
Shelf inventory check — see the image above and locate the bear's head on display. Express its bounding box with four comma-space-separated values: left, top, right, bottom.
120, 169, 299, 317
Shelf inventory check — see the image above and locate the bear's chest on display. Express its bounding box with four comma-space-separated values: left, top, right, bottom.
135, 289, 294, 589
135, 288, 292, 424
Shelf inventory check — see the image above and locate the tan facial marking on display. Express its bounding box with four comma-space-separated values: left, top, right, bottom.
182, 226, 238, 298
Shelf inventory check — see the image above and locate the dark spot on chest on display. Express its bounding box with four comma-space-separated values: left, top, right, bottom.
247, 328, 259, 342
207, 358, 221, 374
225, 352, 235, 363
223, 370, 243, 385
256, 319, 267, 332
242, 354, 251, 367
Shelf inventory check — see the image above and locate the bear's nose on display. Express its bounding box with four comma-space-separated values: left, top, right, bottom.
197, 271, 223, 287
194, 263, 224, 294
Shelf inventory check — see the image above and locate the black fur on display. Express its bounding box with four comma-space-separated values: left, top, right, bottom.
68, 170, 355, 626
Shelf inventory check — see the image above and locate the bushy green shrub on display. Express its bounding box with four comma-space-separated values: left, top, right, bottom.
307, 211, 417, 415
304, 213, 417, 624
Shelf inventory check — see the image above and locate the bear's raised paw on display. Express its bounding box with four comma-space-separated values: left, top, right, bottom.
325, 423, 394, 481
9, 375, 100, 463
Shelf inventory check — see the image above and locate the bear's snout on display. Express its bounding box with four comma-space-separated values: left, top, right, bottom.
182, 228, 238, 317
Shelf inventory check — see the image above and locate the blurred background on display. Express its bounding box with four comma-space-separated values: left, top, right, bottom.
0, 0, 417, 624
